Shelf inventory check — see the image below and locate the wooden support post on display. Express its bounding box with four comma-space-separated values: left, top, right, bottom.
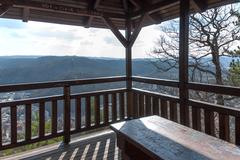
179, 0, 190, 126
126, 14, 133, 119
64, 85, 71, 145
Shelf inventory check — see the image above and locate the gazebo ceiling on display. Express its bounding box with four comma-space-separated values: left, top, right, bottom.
0, 0, 237, 30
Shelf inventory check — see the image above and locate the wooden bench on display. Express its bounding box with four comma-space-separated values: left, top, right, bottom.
110, 116, 240, 160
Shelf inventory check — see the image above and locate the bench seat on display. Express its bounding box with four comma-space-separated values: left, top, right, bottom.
111, 116, 240, 160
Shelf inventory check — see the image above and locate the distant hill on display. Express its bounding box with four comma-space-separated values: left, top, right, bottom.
0, 56, 177, 85
0, 55, 233, 85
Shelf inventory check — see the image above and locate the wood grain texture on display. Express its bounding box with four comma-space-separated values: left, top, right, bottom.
111, 116, 240, 160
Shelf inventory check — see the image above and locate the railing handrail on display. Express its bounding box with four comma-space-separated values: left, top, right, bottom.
132, 88, 180, 103
0, 76, 126, 93
132, 76, 240, 97
187, 82, 240, 97
189, 99, 240, 117
132, 76, 179, 87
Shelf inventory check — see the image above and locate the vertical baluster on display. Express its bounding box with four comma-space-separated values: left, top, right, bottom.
95, 95, 100, 126
39, 101, 45, 138
219, 114, 230, 141
52, 100, 57, 135
160, 100, 167, 118
192, 106, 201, 131
152, 97, 159, 116
75, 97, 81, 131
139, 94, 144, 117
0, 108, 2, 147
235, 117, 240, 145
119, 92, 125, 120
127, 91, 134, 119
112, 93, 117, 122
133, 93, 139, 118
64, 86, 70, 144
145, 95, 152, 116
103, 94, 109, 124
170, 101, 177, 122
11, 105, 17, 144
85, 96, 91, 128
25, 104, 32, 141
204, 109, 215, 136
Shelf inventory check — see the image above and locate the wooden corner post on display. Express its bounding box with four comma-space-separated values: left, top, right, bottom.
125, 15, 134, 119
179, 0, 190, 126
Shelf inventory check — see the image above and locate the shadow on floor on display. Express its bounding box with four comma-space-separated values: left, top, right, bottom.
21, 133, 121, 160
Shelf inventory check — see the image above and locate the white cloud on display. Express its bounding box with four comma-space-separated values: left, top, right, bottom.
0, 19, 162, 58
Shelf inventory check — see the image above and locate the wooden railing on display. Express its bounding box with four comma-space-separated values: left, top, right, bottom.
0, 76, 239, 151
132, 76, 240, 146
0, 76, 127, 150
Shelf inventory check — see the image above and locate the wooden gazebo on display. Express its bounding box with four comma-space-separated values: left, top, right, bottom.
0, 0, 240, 159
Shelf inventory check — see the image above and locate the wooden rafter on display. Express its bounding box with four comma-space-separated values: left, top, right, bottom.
129, 0, 141, 9
122, 0, 129, 12
85, 0, 101, 28
12, 0, 125, 20
0, 5, 10, 16
192, 0, 208, 11
129, 13, 147, 47
102, 16, 128, 47
131, 0, 179, 19
0, 0, 13, 17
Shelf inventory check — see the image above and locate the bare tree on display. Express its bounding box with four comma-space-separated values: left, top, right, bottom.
150, 4, 240, 105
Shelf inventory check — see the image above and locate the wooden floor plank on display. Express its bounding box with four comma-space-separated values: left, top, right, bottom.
2, 130, 120, 160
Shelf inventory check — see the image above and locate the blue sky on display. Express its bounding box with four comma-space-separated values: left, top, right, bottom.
0, 18, 163, 58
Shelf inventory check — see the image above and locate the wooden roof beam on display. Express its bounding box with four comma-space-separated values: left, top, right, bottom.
129, 0, 141, 9
129, 13, 148, 47
0, 0, 13, 17
0, 5, 10, 16
12, 0, 125, 20
191, 0, 208, 12
85, 0, 101, 28
122, 0, 129, 12
131, 0, 179, 19
102, 16, 128, 47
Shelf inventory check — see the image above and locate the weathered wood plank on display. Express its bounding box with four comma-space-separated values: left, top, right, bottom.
219, 114, 230, 141
152, 97, 159, 116
11, 105, 17, 144
85, 96, 91, 128
204, 109, 215, 136
169, 101, 177, 122
119, 93, 125, 120
111, 93, 117, 122
139, 94, 144, 117
179, 0, 190, 126
39, 101, 45, 138
111, 116, 240, 160
75, 97, 81, 131
133, 93, 139, 118
0, 108, 2, 146
64, 86, 71, 144
51, 100, 58, 134
160, 100, 168, 119
235, 117, 240, 145
94, 95, 100, 126
25, 104, 32, 141
104, 94, 109, 124
192, 106, 201, 131
145, 95, 152, 116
